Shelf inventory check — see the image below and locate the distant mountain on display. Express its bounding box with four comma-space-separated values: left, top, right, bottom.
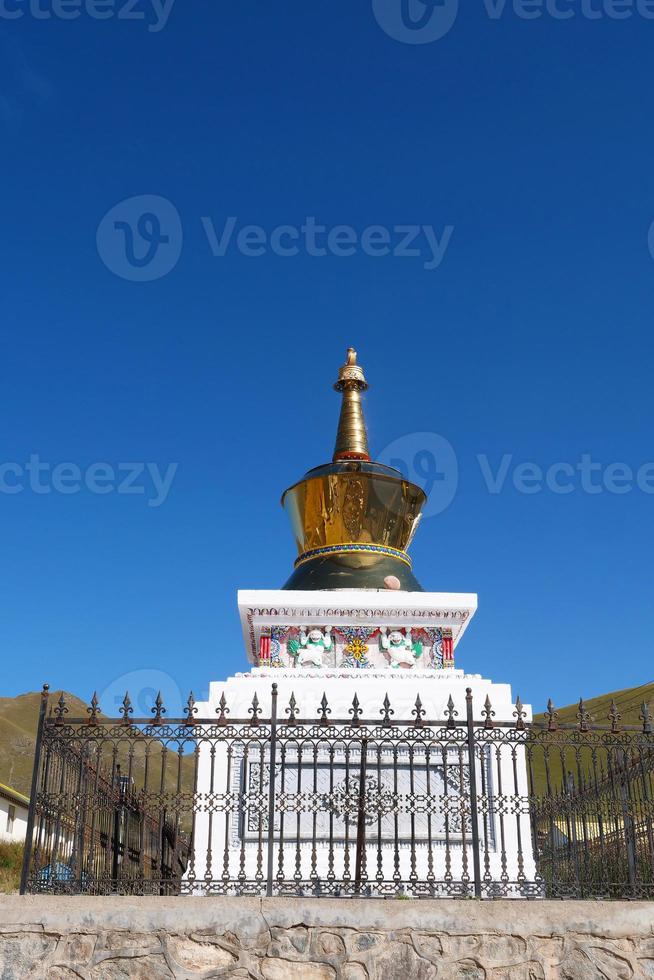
532, 680, 654, 729
1, 681, 651, 801
0, 690, 194, 800
0, 690, 89, 796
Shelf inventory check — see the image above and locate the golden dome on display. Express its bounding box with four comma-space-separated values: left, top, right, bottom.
280, 348, 427, 591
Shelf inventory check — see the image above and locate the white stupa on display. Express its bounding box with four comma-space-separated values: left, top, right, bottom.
188, 348, 536, 897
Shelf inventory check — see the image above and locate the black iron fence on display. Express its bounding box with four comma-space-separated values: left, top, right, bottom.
20, 684, 654, 899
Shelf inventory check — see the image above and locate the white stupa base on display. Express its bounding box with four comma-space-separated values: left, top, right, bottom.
186, 669, 539, 898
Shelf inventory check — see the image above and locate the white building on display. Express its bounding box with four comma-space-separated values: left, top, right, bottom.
0, 782, 29, 844
188, 348, 537, 897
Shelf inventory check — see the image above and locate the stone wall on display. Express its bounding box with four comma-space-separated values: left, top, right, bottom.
1, 895, 653, 979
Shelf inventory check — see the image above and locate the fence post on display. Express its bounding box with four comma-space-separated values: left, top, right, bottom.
354, 737, 368, 894
266, 683, 278, 897
20, 683, 50, 895
617, 748, 638, 893
465, 688, 482, 899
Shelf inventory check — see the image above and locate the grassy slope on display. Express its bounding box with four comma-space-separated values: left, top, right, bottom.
0, 690, 89, 796
1, 682, 651, 807
0, 690, 195, 802
0, 842, 23, 894
532, 681, 654, 729
529, 681, 654, 796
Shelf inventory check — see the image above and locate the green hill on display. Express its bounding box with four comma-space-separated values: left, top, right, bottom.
0, 689, 90, 796
0, 689, 195, 801
532, 680, 654, 730
1, 681, 651, 804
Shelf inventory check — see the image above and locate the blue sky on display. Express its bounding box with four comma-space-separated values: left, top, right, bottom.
2, 0, 654, 716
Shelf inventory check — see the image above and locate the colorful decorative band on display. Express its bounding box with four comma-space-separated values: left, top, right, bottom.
294, 543, 412, 569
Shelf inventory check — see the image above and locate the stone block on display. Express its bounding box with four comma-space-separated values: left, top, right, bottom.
166, 935, 238, 971
261, 959, 336, 980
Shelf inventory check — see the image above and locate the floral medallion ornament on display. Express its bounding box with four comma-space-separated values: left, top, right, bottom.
338, 626, 375, 668
326, 775, 394, 825
344, 637, 370, 668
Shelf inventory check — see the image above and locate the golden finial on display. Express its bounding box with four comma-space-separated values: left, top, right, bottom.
333, 347, 370, 461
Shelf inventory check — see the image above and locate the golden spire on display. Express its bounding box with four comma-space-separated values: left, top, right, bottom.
333, 347, 370, 461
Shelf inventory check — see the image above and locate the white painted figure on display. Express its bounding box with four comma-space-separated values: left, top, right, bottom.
296, 626, 332, 668
379, 626, 423, 669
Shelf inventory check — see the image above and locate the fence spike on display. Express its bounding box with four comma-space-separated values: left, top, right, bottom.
86, 691, 100, 726
349, 693, 362, 726
54, 692, 68, 725
120, 691, 133, 725
577, 697, 591, 732
608, 698, 622, 733
248, 692, 262, 724
546, 698, 559, 732
412, 694, 426, 727
482, 694, 495, 729
286, 692, 298, 724
445, 694, 458, 729
318, 692, 331, 726
216, 692, 230, 724
184, 691, 197, 725
380, 693, 395, 726
640, 702, 652, 734
513, 696, 527, 730
151, 690, 166, 725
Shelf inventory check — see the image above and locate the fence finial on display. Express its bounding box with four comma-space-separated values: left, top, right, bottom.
184, 691, 197, 725
482, 694, 495, 729
286, 692, 298, 724
120, 692, 133, 725
380, 693, 394, 726
445, 694, 458, 729
216, 692, 230, 724
248, 692, 262, 725
608, 698, 622, 733
87, 691, 100, 726
577, 697, 591, 732
54, 692, 68, 725
513, 696, 527, 730
319, 692, 331, 726
412, 694, 426, 727
349, 693, 362, 725
640, 701, 652, 734
546, 698, 559, 731
151, 691, 166, 725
